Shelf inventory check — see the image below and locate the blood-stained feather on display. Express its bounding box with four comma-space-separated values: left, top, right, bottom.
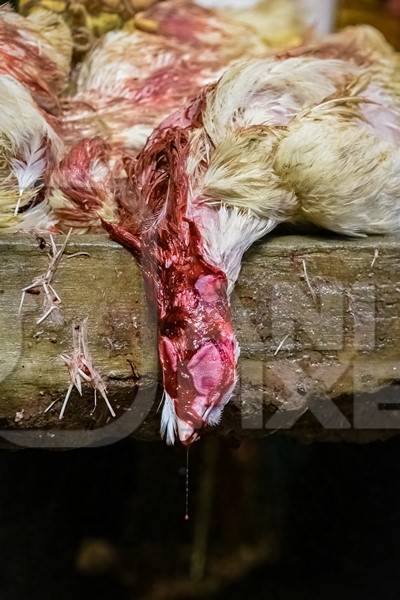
0, 5, 72, 113
62, 0, 266, 151
0, 6, 71, 231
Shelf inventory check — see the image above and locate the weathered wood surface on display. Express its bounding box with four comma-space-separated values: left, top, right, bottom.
0, 232, 400, 447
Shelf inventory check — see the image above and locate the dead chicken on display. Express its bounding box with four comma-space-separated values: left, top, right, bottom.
96, 25, 400, 444
62, 0, 266, 151
50, 0, 267, 228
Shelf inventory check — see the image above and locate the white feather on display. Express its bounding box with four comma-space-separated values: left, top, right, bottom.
186, 131, 281, 291
204, 405, 224, 426
120, 124, 154, 150
198, 206, 276, 294
160, 391, 177, 445
11, 133, 46, 197
19, 201, 57, 233
203, 57, 357, 144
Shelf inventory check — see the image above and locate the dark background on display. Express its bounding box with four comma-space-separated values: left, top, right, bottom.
0, 435, 399, 599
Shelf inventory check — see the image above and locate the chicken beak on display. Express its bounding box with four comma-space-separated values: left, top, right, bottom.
177, 417, 200, 446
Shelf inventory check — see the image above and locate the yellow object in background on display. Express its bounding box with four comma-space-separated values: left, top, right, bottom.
337, 0, 400, 48
19, 0, 157, 56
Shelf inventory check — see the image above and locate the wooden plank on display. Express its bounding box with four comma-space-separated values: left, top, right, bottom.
0, 232, 399, 447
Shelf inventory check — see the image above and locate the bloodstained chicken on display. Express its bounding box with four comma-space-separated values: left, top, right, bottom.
62, 0, 266, 151
96, 25, 400, 444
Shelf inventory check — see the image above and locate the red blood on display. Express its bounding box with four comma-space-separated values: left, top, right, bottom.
105, 95, 237, 443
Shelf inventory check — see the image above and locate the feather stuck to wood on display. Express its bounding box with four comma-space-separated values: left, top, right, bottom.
45, 319, 115, 420
19, 230, 72, 325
